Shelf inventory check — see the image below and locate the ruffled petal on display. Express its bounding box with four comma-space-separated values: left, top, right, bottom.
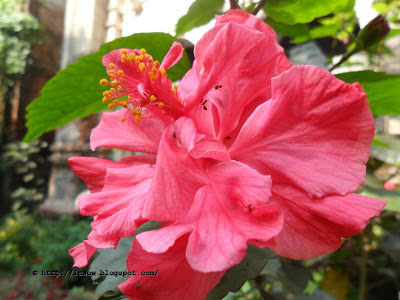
230, 65, 375, 198
270, 184, 386, 259
161, 42, 184, 70
90, 110, 166, 153
68, 155, 155, 192
138, 161, 283, 272
180, 10, 290, 139
69, 241, 97, 268
118, 237, 224, 300
142, 121, 209, 221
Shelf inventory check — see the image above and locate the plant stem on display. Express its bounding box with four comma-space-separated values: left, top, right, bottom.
252, 0, 267, 15
328, 48, 358, 71
358, 231, 369, 300
229, 0, 239, 9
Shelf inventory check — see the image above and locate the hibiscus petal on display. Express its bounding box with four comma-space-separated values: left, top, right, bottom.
142, 122, 209, 221
189, 138, 230, 161
230, 65, 375, 198
69, 241, 97, 268
161, 42, 184, 70
90, 110, 166, 153
68, 155, 155, 193
270, 184, 386, 259
138, 161, 283, 272
119, 237, 224, 300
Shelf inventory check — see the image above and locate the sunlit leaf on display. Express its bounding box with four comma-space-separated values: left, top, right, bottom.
175, 0, 224, 36
335, 71, 400, 116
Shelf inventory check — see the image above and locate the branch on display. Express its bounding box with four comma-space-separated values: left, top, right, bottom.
229, 0, 239, 9
252, 0, 267, 15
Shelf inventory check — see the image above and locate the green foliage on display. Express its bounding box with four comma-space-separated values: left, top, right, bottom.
0, 0, 42, 89
335, 71, 400, 116
89, 221, 161, 298
263, 0, 355, 25
207, 246, 275, 299
32, 215, 91, 275
24, 33, 191, 142
1, 140, 49, 205
0, 209, 41, 270
175, 0, 225, 36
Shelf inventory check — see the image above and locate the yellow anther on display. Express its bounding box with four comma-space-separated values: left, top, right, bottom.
178, 98, 183, 103
150, 95, 157, 102
108, 63, 115, 69
113, 99, 120, 105
112, 79, 118, 84
121, 54, 127, 62
139, 55, 144, 61
158, 102, 164, 108
152, 67, 158, 75
121, 117, 126, 122
121, 49, 128, 55
100, 79, 108, 86
119, 101, 128, 108
149, 73, 156, 82
173, 84, 179, 90
103, 91, 110, 97
140, 48, 146, 55
159, 67, 166, 78
108, 103, 115, 110
144, 54, 150, 60
135, 115, 141, 123
102, 97, 111, 103
118, 70, 125, 76
110, 88, 116, 92
171, 88, 175, 94
128, 53, 136, 61
154, 60, 160, 68
139, 62, 146, 72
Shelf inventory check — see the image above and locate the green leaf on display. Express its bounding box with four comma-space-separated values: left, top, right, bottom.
335, 71, 400, 116
89, 221, 161, 298
267, 18, 341, 44
264, 0, 354, 25
359, 174, 400, 213
24, 33, 191, 142
175, 0, 224, 36
207, 246, 276, 300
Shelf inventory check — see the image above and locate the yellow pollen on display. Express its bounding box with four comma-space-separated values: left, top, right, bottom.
152, 67, 158, 75
154, 60, 160, 68
112, 79, 118, 84
119, 101, 128, 107
160, 67, 166, 78
158, 102, 164, 108
121, 117, 126, 122
108, 63, 115, 68
139, 62, 146, 72
118, 70, 125, 76
173, 84, 179, 90
149, 73, 156, 82
120, 49, 128, 55
140, 48, 146, 55
139, 54, 144, 61
110, 88, 116, 92
103, 91, 110, 97
135, 115, 141, 123
144, 54, 150, 60
178, 97, 183, 103
150, 95, 157, 102
128, 53, 136, 62
108, 103, 115, 110
113, 99, 120, 105
100, 79, 108, 86
121, 54, 127, 62
170, 88, 175, 94
102, 97, 110, 103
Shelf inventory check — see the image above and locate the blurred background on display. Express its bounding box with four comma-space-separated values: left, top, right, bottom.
0, 0, 399, 299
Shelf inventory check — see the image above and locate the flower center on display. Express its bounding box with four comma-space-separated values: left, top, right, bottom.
100, 48, 184, 123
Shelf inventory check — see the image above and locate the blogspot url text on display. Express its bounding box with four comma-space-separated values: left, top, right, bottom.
32, 269, 158, 277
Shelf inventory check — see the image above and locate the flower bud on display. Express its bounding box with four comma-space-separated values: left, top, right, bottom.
356, 15, 390, 50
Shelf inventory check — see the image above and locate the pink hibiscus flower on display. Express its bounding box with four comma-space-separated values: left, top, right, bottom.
69, 9, 386, 299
